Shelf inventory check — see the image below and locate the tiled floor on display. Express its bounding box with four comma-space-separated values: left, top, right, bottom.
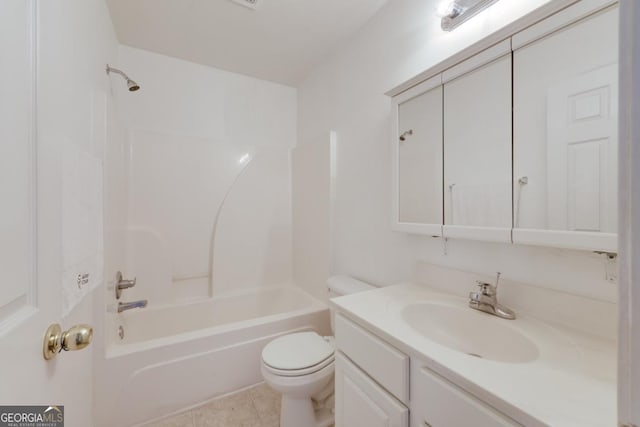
144, 383, 281, 427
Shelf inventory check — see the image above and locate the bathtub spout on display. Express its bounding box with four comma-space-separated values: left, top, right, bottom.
118, 300, 148, 313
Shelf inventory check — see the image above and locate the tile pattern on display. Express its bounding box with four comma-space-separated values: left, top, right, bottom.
143, 383, 281, 427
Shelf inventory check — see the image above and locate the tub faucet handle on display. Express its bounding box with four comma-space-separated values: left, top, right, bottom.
117, 300, 148, 313
116, 271, 137, 299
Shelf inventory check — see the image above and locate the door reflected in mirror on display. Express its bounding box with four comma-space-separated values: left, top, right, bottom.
513, 7, 618, 234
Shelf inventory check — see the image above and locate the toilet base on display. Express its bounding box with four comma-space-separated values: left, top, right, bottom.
314, 408, 334, 427
280, 396, 333, 427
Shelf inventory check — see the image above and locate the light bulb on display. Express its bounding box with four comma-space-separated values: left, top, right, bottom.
436, 0, 457, 17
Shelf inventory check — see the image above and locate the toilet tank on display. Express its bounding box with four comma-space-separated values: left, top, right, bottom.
327, 275, 376, 333
327, 275, 376, 298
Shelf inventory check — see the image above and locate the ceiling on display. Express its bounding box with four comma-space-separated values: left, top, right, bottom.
106, 0, 390, 86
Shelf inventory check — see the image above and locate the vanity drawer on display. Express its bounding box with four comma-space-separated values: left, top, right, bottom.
413, 366, 520, 427
335, 314, 409, 404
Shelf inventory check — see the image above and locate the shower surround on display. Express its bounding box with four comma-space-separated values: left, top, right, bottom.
97, 45, 301, 425
106, 45, 297, 309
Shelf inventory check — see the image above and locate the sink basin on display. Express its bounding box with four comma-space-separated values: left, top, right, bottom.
401, 303, 539, 363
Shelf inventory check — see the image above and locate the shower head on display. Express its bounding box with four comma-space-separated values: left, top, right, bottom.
399, 129, 413, 141
106, 64, 140, 92
126, 79, 140, 92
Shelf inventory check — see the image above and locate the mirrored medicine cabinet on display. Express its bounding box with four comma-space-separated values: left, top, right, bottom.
392, 77, 443, 237
390, 0, 618, 252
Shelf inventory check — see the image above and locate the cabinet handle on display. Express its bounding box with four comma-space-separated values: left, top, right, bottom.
423, 421, 433, 427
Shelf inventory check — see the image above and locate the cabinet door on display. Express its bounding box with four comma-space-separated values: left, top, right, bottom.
392, 75, 443, 236
443, 54, 512, 242
335, 352, 409, 427
412, 365, 520, 427
512, 5, 618, 252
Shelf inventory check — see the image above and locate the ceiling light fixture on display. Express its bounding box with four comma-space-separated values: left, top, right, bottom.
229, 0, 262, 11
439, 0, 501, 31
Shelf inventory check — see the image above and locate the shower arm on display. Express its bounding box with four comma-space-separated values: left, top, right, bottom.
106, 65, 130, 80
106, 64, 140, 91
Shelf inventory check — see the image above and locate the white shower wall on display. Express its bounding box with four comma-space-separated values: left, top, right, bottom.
114, 46, 297, 304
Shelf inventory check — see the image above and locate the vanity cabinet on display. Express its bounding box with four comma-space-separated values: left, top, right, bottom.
335, 313, 409, 427
389, 0, 618, 252
335, 354, 409, 427
411, 363, 519, 427
334, 314, 409, 403
334, 313, 518, 427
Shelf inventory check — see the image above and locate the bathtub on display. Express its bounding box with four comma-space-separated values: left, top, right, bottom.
95, 286, 330, 427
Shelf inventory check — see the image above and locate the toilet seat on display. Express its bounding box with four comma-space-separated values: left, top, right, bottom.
262, 332, 335, 377
263, 353, 334, 377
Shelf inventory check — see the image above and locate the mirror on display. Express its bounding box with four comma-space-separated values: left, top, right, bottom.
395, 84, 443, 230
443, 55, 512, 234
513, 7, 618, 242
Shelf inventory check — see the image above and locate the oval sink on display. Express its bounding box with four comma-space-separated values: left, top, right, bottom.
401, 303, 539, 363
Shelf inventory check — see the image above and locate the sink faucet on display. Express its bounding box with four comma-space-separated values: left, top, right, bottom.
118, 300, 148, 313
468, 272, 515, 320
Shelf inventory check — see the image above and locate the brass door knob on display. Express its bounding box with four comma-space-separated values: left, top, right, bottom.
43, 323, 93, 360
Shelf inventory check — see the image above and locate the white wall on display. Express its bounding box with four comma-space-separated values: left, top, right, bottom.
112, 46, 297, 307
296, 0, 617, 303
292, 135, 334, 301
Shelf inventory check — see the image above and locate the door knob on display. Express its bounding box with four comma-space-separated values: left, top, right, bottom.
43, 323, 93, 360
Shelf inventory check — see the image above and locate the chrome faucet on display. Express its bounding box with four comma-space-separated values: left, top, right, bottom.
117, 300, 148, 313
115, 271, 137, 299
468, 272, 516, 320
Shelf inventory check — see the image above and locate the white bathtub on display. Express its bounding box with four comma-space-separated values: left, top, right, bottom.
95, 286, 330, 427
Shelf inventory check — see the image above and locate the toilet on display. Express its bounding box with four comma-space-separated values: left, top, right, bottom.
261, 276, 375, 427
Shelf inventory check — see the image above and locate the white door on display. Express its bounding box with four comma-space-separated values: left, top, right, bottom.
546, 64, 618, 233
0, 0, 55, 398
335, 353, 409, 427
0, 2, 95, 425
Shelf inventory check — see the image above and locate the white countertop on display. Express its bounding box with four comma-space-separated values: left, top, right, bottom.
330, 282, 617, 427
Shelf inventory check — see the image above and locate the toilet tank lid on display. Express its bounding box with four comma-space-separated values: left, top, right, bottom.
327, 275, 376, 296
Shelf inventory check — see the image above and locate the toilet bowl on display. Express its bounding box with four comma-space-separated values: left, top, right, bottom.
261, 276, 375, 427
262, 332, 335, 427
